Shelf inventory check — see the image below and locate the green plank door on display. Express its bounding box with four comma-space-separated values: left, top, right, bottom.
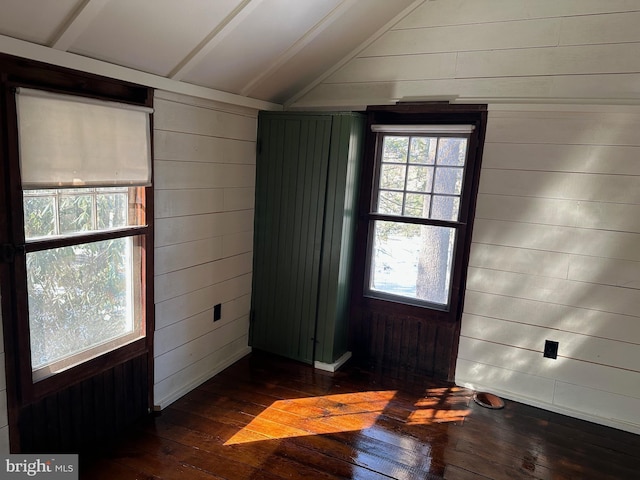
250, 113, 332, 363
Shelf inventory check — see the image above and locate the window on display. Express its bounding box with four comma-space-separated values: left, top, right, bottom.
13, 86, 152, 388
23, 187, 146, 381
366, 126, 473, 309
0, 54, 154, 452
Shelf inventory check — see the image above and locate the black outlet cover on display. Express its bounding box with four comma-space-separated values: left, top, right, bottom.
214, 303, 221, 321
543, 340, 559, 359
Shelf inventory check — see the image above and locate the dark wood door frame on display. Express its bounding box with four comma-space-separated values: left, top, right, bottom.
349, 103, 487, 381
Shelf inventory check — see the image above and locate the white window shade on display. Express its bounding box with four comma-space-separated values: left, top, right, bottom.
371, 124, 475, 134
16, 88, 152, 189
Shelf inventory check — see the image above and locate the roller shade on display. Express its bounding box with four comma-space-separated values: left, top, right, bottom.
371, 124, 475, 134
16, 88, 152, 189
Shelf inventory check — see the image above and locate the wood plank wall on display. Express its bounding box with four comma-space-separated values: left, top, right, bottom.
19, 356, 148, 453
291, 1, 640, 433
0, 297, 7, 452
350, 311, 457, 380
152, 91, 257, 409
457, 105, 640, 434
292, 0, 640, 108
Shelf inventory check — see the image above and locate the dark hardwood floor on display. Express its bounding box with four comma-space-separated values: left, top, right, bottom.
81, 352, 640, 479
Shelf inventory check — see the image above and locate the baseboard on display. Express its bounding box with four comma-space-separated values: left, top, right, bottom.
155, 346, 252, 410
456, 379, 640, 436
314, 351, 352, 372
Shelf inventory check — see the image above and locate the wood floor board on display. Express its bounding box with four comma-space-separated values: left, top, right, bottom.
160, 407, 425, 480
118, 433, 265, 480
167, 409, 395, 479
122, 418, 336, 480
450, 437, 556, 480
176, 383, 441, 478
81, 352, 640, 479
152, 410, 284, 468
490, 398, 640, 456
461, 400, 640, 477
80, 455, 162, 480
207, 364, 472, 427
456, 411, 634, 479
444, 464, 491, 480
296, 431, 434, 479
443, 448, 543, 480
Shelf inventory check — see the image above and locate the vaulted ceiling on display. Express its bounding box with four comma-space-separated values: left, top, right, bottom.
0, 0, 418, 107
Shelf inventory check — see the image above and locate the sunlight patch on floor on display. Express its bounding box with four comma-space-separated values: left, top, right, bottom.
406, 408, 470, 425
224, 390, 470, 445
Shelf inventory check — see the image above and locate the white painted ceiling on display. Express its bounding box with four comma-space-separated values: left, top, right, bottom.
0, 0, 417, 106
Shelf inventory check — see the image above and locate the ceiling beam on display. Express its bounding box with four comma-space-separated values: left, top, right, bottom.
50, 0, 110, 51
0, 35, 282, 111
240, 0, 358, 97
169, 0, 264, 81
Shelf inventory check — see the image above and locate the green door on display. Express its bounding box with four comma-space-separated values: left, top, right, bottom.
250, 114, 332, 363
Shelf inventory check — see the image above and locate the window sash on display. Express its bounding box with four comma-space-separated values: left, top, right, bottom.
28, 235, 145, 382
366, 220, 458, 309
372, 133, 469, 223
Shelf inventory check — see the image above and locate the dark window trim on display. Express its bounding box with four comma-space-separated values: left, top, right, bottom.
0, 53, 154, 449
351, 104, 487, 328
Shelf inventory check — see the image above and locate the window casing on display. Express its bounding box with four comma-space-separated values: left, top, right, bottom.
351, 105, 486, 330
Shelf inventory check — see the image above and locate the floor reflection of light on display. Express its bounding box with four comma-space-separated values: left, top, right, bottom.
406, 408, 470, 425
224, 391, 398, 445
224, 389, 471, 445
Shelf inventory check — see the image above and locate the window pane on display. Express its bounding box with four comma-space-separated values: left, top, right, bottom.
406, 165, 433, 193
23, 195, 55, 238
23, 187, 142, 241
434, 167, 463, 195
378, 191, 403, 215
379, 164, 406, 190
59, 194, 93, 234
431, 195, 460, 221
370, 221, 456, 306
382, 136, 409, 163
27, 237, 143, 379
436, 138, 467, 166
404, 193, 431, 218
409, 137, 437, 164
97, 193, 128, 229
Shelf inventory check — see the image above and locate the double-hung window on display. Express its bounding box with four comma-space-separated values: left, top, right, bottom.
366, 125, 473, 310
15, 87, 152, 386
